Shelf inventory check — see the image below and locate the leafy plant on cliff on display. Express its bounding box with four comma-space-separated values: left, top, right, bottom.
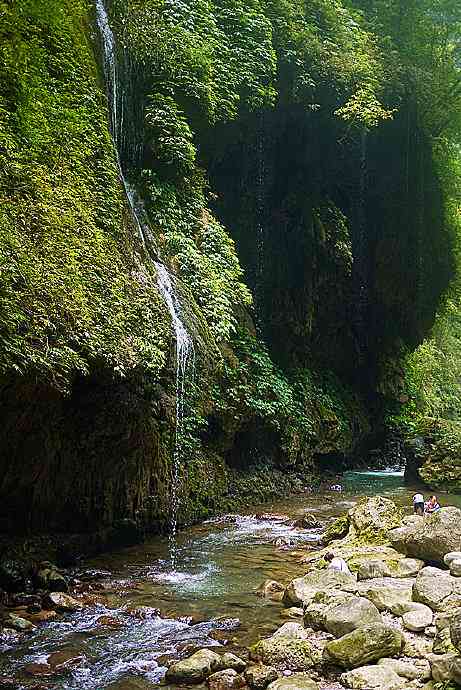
0, 0, 170, 389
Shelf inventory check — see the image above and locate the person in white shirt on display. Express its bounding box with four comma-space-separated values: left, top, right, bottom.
413, 493, 425, 515
324, 552, 352, 575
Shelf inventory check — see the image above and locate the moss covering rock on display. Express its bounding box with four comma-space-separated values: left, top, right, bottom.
323, 623, 403, 668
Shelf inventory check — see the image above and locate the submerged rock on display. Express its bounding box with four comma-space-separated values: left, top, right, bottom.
245, 664, 278, 689
281, 608, 303, 619
266, 674, 318, 690
256, 580, 285, 601
166, 649, 222, 683
323, 623, 403, 668
341, 664, 406, 689
293, 515, 322, 530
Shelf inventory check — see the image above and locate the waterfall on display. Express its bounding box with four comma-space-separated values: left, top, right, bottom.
95, 0, 147, 247
95, 0, 194, 567
155, 264, 195, 568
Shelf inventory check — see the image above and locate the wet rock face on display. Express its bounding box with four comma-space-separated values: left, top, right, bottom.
323, 623, 403, 668
389, 507, 461, 563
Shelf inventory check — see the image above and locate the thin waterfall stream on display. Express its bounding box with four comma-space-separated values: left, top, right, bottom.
95, 0, 194, 567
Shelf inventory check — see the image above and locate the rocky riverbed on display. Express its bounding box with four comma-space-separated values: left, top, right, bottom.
2, 472, 461, 689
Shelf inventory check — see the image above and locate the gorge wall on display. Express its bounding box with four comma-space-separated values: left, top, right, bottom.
0, 0, 458, 545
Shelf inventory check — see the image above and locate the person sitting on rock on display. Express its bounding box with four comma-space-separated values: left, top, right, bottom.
425, 495, 441, 513
413, 492, 425, 515
324, 551, 351, 575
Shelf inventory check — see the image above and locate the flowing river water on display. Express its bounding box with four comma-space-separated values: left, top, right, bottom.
2, 469, 460, 689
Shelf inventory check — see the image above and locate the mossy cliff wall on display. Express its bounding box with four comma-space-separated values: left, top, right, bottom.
0, 0, 455, 540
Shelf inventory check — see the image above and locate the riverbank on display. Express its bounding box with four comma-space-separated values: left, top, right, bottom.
0, 469, 425, 688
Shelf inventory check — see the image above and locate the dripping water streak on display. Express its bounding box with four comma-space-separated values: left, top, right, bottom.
95, 0, 146, 247
155, 263, 195, 569
95, 0, 194, 567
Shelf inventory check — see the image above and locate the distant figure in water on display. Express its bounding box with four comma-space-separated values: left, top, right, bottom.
324, 551, 351, 575
413, 492, 425, 516
425, 495, 441, 513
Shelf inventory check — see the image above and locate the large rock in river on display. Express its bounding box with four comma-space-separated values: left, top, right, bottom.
323, 623, 403, 668
283, 569, 356, 607
347, 497, 403, 543
389, 507, 461, 563
166, 649, 222, 683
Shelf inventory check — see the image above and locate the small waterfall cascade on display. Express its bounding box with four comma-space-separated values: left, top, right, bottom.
96, 0, 194, 568
95, 0, 148, 247
155, 263, 195, 568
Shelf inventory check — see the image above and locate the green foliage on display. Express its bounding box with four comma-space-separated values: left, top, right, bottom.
141, 169, 252, 342
0, 0, 169, 389
211, 330, 368, 464
145, 94, 196, 175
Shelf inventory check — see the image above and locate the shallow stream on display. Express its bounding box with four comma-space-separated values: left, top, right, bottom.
1, 469, 458, 689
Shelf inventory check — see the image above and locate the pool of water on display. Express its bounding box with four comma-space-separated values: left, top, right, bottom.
0, 469, 456, 689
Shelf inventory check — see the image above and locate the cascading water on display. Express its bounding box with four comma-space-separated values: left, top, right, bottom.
155, 263, 195, 568
95, 0, 148, 247
95, 0, 194, 567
